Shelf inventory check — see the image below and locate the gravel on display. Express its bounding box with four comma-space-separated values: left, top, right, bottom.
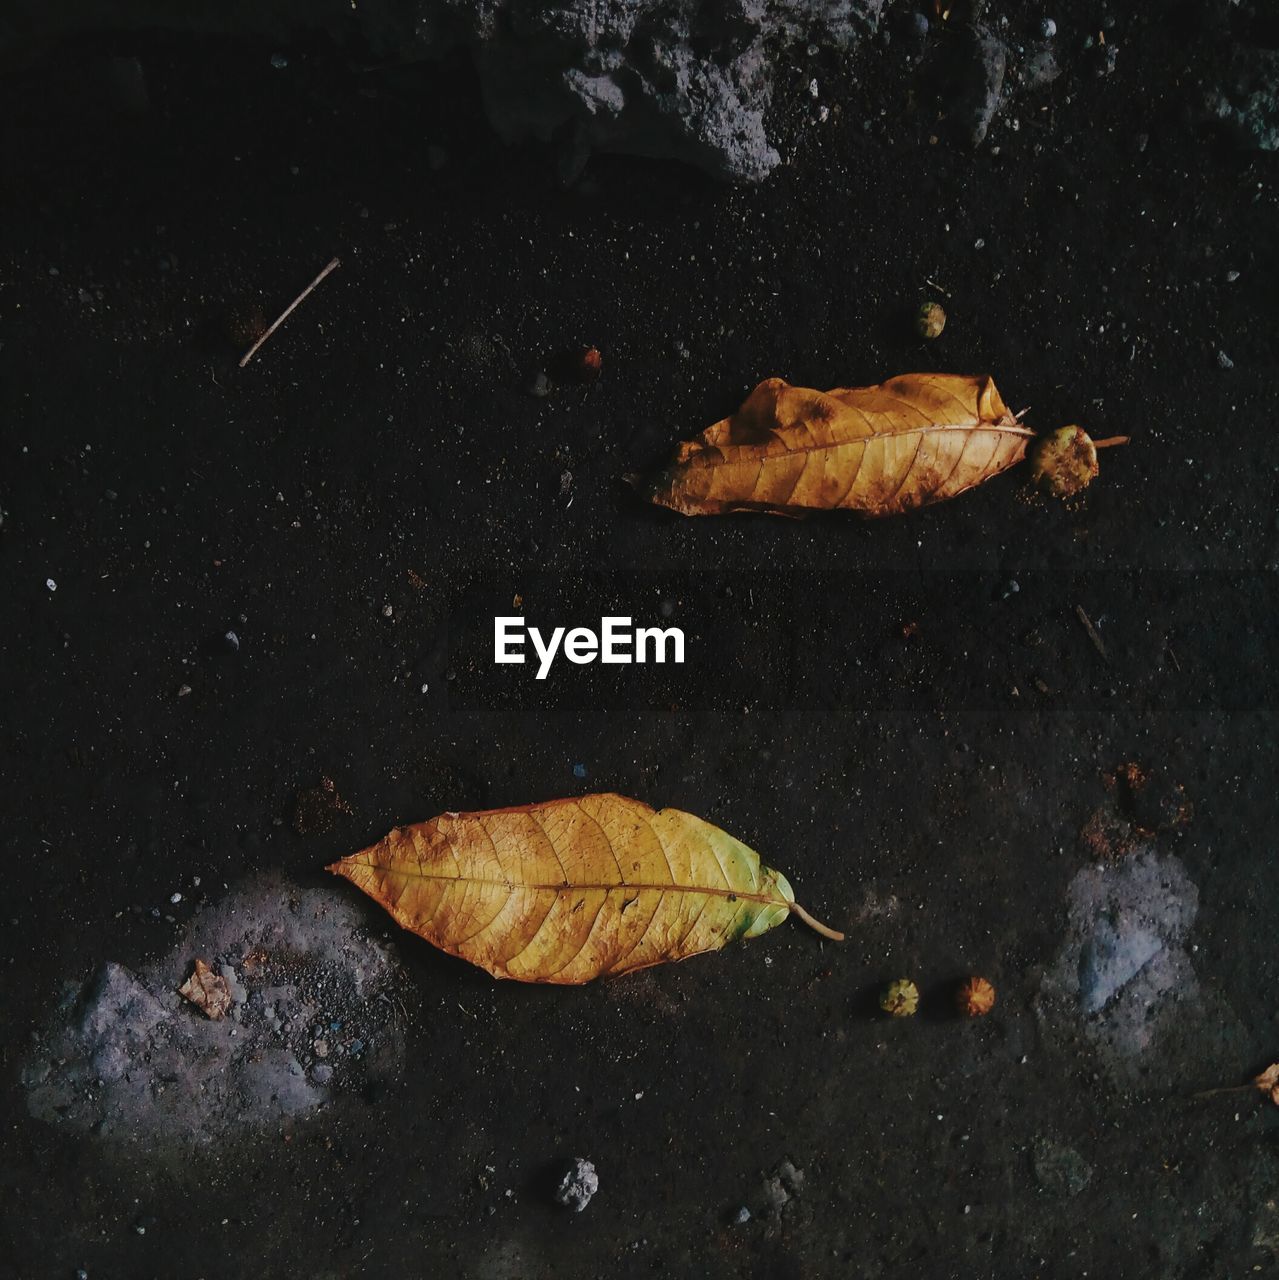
554, 1158, 599, 1212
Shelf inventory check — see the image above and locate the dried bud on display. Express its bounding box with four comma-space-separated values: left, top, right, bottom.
957, 975, 996, 1018
1029, 425, 1098, 498
1255, 1063, 1279, 1106
915, 301, 946, 340
880, 977, 919, 1017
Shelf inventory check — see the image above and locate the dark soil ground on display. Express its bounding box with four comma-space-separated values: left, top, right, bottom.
2, 8, 1278, 1278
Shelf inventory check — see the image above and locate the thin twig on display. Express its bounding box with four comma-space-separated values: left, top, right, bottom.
1075, 605, 1108, 660
240, 256, 341, 368
1093, 435, 1131, 449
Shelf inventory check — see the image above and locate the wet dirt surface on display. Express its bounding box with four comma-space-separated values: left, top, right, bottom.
2, 12, 1278, 1278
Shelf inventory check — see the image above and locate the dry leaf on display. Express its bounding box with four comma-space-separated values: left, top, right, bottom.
641, 373, 1123, 517
178, 958, 232, 1020
1256, 1063, 1279, 1105
328, 793, 842, 983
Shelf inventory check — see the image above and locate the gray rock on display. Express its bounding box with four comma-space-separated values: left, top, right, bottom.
953, 24, 1007, 147
1037, 850, 1201, 1068
0, 0, 887, 181
22, 874, 405, 1152
761, 1157, 804, 1214
554, 1157, 599, 1212
1090, 42, 1118, 78
1207, 47, 1279, 151
1033, 1137, 1093, 1197
1018, 44, 1060, 93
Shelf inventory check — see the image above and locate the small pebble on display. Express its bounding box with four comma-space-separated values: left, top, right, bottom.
170, 892, 182, 905
313, 1039, 329, 1058
312, 1063, 333, 1084
177, 684, 192, 697
223, 629, 240, 652
46, 578, 57, 592
528, 371, 551, 397
732, 1206, 751, 1225
1217, 350, 1234, 370
1040, 17, 1057, 38
573, 763, 587, 779
1092, 43, 1118, 76
270, 53, 289, 69
381, 604, 394, 618
1225, 270, 1240, 283
553, 1158, 599, 1212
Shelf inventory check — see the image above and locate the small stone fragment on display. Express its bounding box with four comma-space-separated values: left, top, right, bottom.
178, 958, 233, 1020
554, 1157, 598, 1212
880, 978, 919, 1017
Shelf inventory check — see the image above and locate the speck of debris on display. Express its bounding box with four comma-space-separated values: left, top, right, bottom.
292, 776, 353, 836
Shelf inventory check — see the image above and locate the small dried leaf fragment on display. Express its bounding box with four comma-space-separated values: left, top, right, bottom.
1256, 1062, 1279, 1105
328, 794, 841, 984
644, 374, 1035, 517
178, 958, 232, 1020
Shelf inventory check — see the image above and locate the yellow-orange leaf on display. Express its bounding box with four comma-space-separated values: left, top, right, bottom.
327, 794, 841, 984
644, 373, 1037, 517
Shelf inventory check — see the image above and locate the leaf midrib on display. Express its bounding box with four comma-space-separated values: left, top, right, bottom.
361, 866, 786, 906
692, 420, 1035, 464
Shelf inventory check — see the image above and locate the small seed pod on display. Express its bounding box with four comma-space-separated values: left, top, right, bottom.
1029, 425, 1098, 498
915, 301, 946, 340
880, 978, 919, 1017
957, 975, 996, 1018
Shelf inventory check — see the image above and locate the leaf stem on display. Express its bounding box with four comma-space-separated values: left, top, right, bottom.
1093, 435, 1130, 449
790, 901, 845, 941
